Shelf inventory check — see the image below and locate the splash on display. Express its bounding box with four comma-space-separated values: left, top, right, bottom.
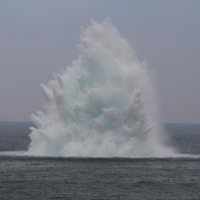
28, 18, 174, 157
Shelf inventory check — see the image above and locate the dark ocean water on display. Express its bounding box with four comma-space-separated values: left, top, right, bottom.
0, 122, 200, 199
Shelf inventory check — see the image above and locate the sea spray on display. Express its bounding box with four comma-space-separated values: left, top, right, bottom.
28, 18, 174, 157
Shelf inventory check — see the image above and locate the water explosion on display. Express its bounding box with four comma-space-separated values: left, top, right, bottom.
28, 18, 174, 157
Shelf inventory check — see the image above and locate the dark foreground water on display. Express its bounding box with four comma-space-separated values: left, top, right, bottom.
0, 122, 200, 200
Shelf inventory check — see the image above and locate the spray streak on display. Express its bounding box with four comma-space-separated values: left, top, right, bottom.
28, 18, 175, 157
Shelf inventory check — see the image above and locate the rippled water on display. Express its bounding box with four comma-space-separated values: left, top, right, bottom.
0, 122, 200, 199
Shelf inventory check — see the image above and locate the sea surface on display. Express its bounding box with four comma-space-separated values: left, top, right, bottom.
0, 122, 200, 199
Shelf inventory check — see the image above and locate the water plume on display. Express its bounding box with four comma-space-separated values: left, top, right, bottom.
28, 18, 175, 157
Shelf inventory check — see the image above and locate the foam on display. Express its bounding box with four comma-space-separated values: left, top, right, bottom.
28, 18, 175, 157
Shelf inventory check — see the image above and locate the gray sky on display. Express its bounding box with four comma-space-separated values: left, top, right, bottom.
0, 0, 200, 123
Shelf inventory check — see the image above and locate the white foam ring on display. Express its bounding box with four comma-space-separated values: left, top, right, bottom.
28, 18, 176, 157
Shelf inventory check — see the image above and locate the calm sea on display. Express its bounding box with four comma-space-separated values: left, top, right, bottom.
0, 122, 200, 199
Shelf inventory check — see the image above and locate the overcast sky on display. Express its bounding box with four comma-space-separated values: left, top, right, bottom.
0, 0, 200, 123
